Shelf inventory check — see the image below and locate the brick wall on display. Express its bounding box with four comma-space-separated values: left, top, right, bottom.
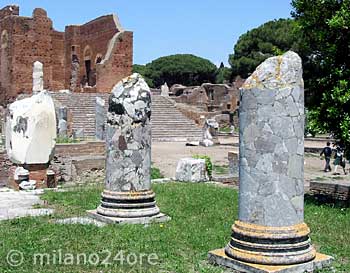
0, 5, 133, 105
96, 31, 133, 92
55, 141, 105, 157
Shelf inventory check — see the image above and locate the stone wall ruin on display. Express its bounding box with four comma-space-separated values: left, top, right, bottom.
0, 5, 133, 105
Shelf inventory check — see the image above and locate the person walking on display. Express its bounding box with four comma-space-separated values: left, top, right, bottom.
320, 142, 332, 172
333, 146, 347, 175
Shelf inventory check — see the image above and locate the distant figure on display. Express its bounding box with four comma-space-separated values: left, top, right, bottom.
320, 142, 332, 172
333, 146, 347, 175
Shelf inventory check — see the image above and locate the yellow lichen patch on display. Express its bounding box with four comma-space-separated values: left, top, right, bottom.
275, 56, 282, 81
209, 249, 332, 273
242, 73, 262, 90
231, 220, 311, 239
102, 189, 155, 200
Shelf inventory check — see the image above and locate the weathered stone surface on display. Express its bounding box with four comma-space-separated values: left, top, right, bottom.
0, 190, 54, 221
208, 249, 333, 273
200, 119, 219, 147
105, 73, 152, 191
19, 180, 36, 190
6, 91, 56, 164
239, 51, 305, 227
209, 52, 327, 269
69, 59, 80, 91
228, 151, 238, 177
58, 119, 67, 137
55, 217, 106, 227
95, 97, 106, 140
160, 82, 169, 97
94, 73, 169, 223
57, 106, 68, 137
175, 158, 208, 182
32, 61, 43, 93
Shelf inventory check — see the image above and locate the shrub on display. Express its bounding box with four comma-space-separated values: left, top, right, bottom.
192, 155, 213, 177
151, 166, 164, 179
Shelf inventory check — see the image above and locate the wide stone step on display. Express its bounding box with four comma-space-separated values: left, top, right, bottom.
52, 93, 201, 141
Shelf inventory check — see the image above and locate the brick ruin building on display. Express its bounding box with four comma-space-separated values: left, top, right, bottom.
0, 5, 133, 105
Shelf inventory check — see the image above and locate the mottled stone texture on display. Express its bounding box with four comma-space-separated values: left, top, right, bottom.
239, 51, 305, 227
95, 97, 106, 140
208, 52, 324, 269
93, 74, 169, 222
175, 158, 208, 182
105, 73, 151, 191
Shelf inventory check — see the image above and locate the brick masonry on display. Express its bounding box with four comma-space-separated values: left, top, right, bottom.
55, 141, 105, 158
0, 5, 133, 105
0, 141, 106, 188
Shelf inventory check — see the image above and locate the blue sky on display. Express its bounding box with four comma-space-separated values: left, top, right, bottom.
1, 0, 292, 66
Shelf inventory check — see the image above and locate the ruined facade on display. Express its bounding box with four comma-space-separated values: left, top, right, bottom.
0, 5, 133, 105
172, 82, 241, 113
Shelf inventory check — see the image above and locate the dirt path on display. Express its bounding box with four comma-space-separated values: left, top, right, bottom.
152, 137, 350, 185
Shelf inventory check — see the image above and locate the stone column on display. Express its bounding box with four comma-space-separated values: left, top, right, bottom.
33, 61, 44, 93
95, 97, 107, 140
58, 107, 68, 138
208, 52, 332, 272
89, 73, 170, 224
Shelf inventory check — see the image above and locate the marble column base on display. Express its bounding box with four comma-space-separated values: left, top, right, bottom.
88, 189, 170, 225
225, 221, 316, 265
208, 249, 333, 273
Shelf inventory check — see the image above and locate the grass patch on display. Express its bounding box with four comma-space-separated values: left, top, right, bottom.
305, 153, 320, 158
56, 136, 80, 144
314, 176, 328, 181
213, 165, 229, 175
218, 126, 231, 133
0, 184, 348, 272
151, 166, 164, 179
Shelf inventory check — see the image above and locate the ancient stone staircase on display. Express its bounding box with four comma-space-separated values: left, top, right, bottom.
50, 92, 202, 141
151, 95, 202, 141
50, 92, 109, 138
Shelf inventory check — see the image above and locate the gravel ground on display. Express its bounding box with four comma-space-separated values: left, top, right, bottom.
152, 137, 350, 186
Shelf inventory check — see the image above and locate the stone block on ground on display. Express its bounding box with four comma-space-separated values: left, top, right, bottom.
175, 158, 208, 182
6, 91, 56, 164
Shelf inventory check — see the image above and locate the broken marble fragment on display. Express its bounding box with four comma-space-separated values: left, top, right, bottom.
6, 91, 56, 164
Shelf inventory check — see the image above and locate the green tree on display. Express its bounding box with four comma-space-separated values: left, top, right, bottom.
292, 0, 350, 155
145, 54, 217, 87
229, 19, 303, 78
215, 62, 232, 84
132, 64, 153, 87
